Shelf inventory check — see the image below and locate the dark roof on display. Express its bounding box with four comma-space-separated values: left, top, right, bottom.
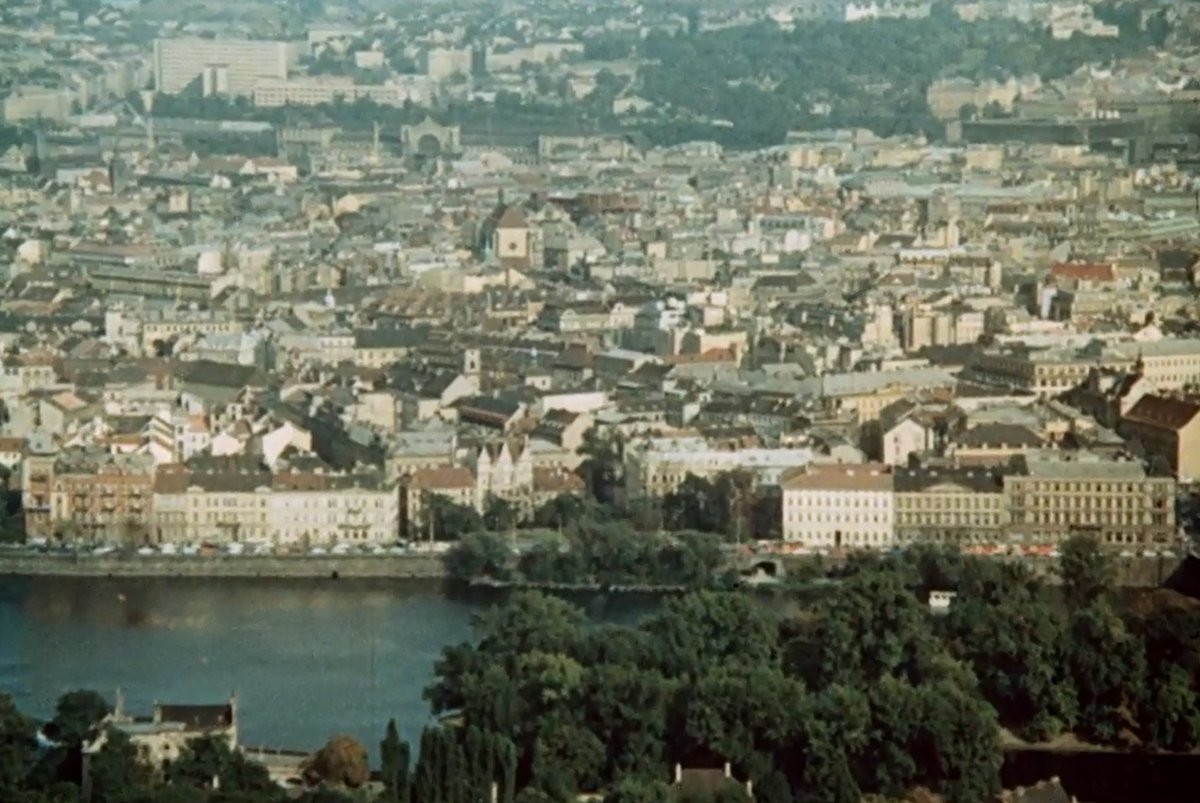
456, 395, 522, 423
180, 455, 271, 492
390, 365, 460, 398
175, 359, 261, 389
956, 423, 1044, 449
895, 465, 1004, 493
623, 362, 674, 386
1157, 249, 1199, 271
753, 272, 816, 291
354, 326, 427, 350
156, 704, 234, 731
917, 344, 979, 367
1124, 394, 1200, 431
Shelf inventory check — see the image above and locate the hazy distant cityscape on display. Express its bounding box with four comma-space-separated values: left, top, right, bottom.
3, 1, 1200, 802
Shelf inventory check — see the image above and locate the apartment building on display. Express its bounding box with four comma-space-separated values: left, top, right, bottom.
624, 436, 816, 499
49, 452, 155, 542
102, 307, 244, 357
270, 465, 398, 547
1004, 452, 1175, 546
153, 457, 272, 545
1120, 395, 1200, 483
153, 457, 396, 546
894, 465, 1007, 545
400, 466, 476, 538
153, 38, 300, 96
972, 339, 1200, 396
781, 463, 894, 548
21, 438, 56, 540
253, 77, 429, 108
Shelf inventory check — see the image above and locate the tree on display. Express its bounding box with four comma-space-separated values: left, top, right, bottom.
579, 429, 622, 505
483, 496, 520, 533
302, 735, 369, 789
684, 665, 804, 776
604, 777, 671, 803
1130, 603, 1200, 750
910, 681, 1002, 803
813, 569, 940, 687
533, 494, 589, 530
1066, 603, 1145, 746
1059, 535, 1114, 609
87, 728, 151, 803
50, 691, 110, 747
0, 694, 37, 796
579, 664, 672, 778
167, 735, 274, 794
943, 563, 1075, 741
1139, 662, 1200, 752
641, 593, 779, 676
530, 715, 605, 797
380, 720, 411, 802
474, 592, 586, 658
426, 495, 484, 542
662, 475, 719, 533
445, 532, 511, 580
412, 727, 445, 803
712, 471, 755, 544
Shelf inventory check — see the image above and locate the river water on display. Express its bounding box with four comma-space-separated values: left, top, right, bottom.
0, 576, 653, 757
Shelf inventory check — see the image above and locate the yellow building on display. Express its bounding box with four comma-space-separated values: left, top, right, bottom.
894, 465, 1007, 544
1004, 451, 1175, 546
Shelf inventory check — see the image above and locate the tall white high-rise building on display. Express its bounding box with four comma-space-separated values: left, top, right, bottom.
153, 38, 302, 96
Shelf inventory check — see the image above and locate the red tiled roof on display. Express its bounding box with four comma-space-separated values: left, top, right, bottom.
665, 347, 738, 365
1049, 262, 1115, 282
405, 465, 474, 490
1123, 394, 1200, 431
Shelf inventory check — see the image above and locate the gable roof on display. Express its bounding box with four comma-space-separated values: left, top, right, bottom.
495, 204, 529, 230
1049, 261, 1115, 283
1124, 394, 1200, 431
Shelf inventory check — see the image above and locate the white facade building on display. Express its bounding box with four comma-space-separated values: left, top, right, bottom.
154, 38, 301, 95
781, 464, 895, 549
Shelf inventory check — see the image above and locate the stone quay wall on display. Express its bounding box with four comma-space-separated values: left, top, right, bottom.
0, 553, 448, 579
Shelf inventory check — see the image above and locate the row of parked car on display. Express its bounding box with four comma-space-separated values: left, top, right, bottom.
12, 538, 453, 558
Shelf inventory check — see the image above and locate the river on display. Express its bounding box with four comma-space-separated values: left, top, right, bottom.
0, 576, 654, 757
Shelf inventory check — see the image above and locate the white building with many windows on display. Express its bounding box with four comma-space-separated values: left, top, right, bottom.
781, 463, 894, 549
